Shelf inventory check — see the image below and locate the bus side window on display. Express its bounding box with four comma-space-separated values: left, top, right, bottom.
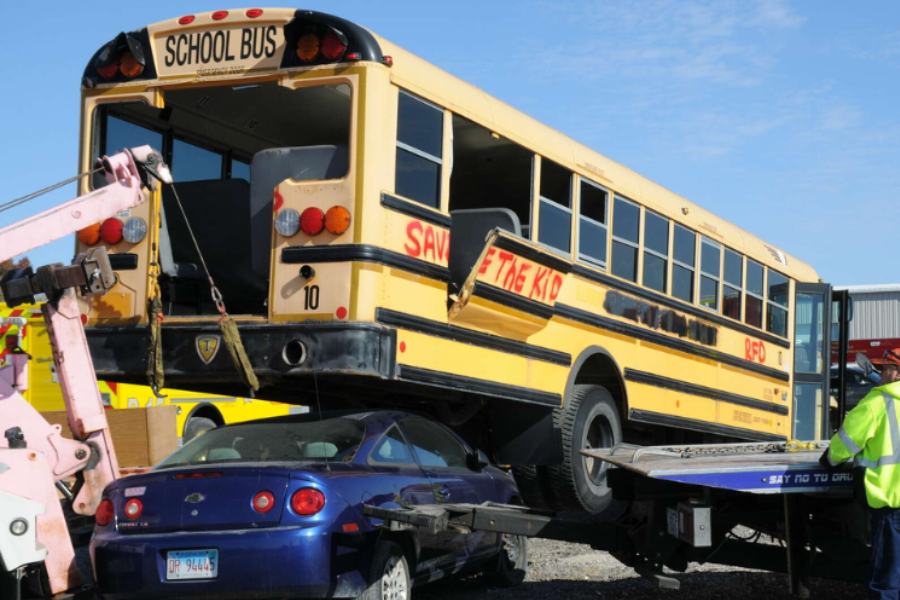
448, 114, 533, 234
611, 196, 640, 283
538, 159, 572, 255
672, 224, 696, 303
700, 237, 722, 311
643, 210, 669, 293
396, 90, 443, 209
767, 269, 790, 337
745, 259, 765, 328
577, 180, 609, 269
723, 248, 743, 320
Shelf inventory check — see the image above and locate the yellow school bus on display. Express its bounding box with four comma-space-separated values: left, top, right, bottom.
75, 9, 835, 512
1, 303, 298, 443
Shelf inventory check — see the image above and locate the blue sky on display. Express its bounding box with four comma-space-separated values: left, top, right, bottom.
2, 1, 898, 285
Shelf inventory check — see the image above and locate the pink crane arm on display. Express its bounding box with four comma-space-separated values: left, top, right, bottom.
0, 146, 171, 263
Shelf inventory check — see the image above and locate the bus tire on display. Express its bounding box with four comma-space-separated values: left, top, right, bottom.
511, 466, 554, 511
184, 416, 217, 441
545, 384, 621, 514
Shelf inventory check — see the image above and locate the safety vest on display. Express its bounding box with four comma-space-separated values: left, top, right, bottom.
828, 380, 900, 509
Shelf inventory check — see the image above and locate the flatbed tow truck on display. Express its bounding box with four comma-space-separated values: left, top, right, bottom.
0, 146, 870, 600
366, 441, 867, 597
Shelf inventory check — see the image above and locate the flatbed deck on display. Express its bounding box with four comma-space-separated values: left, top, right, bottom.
587, 442, 855, 495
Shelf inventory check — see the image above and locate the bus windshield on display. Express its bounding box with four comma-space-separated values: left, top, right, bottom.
95, 80, 352, 316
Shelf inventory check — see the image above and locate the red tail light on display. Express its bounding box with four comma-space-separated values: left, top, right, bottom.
100, 218, 124, 244
321, 31, 347, 60
178, 15, 195, 25
300, 207, 325, 236
96, 499, 114, 526
246, 9, 264, 18
174, 472, 223, 479
212, 11, 229, 20
97, 63, 119, 80
291, 488, 325, 516
124, 498, 143, 519
252, 491, 275, 513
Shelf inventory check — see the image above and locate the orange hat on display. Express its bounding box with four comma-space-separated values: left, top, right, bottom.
882, 349, 900, 369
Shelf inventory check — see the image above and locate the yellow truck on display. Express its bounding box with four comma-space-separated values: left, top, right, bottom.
1, 302, 303, 443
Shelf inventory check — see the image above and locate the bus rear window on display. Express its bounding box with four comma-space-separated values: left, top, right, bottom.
92, 81, 353, 317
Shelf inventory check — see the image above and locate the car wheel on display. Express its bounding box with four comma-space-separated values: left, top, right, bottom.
543, 384, 621, 514
482, 532, 528, 587
184, 416, 217, 442
359, 541, 410, 600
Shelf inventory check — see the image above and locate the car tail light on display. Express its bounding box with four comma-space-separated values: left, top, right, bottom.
291, 488, 325, 516
96, 499, 114, 526
275, 208, 300, 237
119, 52, 144, 78
296, 32, 320, 62
252, 491, 275, 513
300, 207, 325, 236
100, 218, 124, 244
324, 206, 351, 235
78, 224, 101, 245
124, 499, 143, 519
321, 31, 347, 60
174, 472, 223, 479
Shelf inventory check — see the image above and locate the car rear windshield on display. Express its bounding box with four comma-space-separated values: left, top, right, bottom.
156, 419, 365, 468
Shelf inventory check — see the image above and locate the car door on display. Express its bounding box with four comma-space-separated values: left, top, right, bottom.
397, 418, 499, 569
365, 423, 446, 571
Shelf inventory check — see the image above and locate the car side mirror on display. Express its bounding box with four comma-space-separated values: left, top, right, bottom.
857, 353, 878, 376
467, 449, 490, 471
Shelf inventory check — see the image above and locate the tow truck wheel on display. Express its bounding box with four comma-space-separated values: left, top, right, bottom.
545, 384, 621, 514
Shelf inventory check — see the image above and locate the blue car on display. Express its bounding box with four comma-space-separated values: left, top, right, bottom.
90, 411, 527, 600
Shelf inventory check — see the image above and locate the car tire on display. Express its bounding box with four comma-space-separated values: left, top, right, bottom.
482, 532, 528, 588
184, 416, 217, 442
543, 385, 622, 514
358, 541, 411, 600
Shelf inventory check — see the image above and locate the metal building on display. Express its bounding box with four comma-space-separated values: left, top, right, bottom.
835, 284, 900, 340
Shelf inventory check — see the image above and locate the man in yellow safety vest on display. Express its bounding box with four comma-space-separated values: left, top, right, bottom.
825, 348, 900, 600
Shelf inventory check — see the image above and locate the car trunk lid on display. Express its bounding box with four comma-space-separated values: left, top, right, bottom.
115, 467, 290, 534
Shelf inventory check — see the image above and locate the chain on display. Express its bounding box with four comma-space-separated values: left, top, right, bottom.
166, 183, 228, 317
659, 440, 825, 458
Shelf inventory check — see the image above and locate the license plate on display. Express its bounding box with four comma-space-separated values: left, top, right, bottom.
166, 549, 218, 580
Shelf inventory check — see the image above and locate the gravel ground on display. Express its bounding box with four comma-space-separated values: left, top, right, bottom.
416, 538, 866, 600
74, 537, 865, 600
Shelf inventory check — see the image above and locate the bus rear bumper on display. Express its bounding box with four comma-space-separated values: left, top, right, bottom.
85, 321, 397, 389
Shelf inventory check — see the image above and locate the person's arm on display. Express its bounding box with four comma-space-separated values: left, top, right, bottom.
825, 400, 878, 466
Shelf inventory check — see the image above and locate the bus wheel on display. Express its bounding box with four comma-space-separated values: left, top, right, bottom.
545, 384, 621, 514
184, 416, 217, 441
511, 466, 554, 511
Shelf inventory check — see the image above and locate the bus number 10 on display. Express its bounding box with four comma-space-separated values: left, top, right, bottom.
303, 285, 320, 310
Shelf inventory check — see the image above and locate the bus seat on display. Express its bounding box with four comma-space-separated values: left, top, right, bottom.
249, 145, 349, 278
157, 197, 203, 280
161, 179, 267, 314
449, 208, 522, 294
